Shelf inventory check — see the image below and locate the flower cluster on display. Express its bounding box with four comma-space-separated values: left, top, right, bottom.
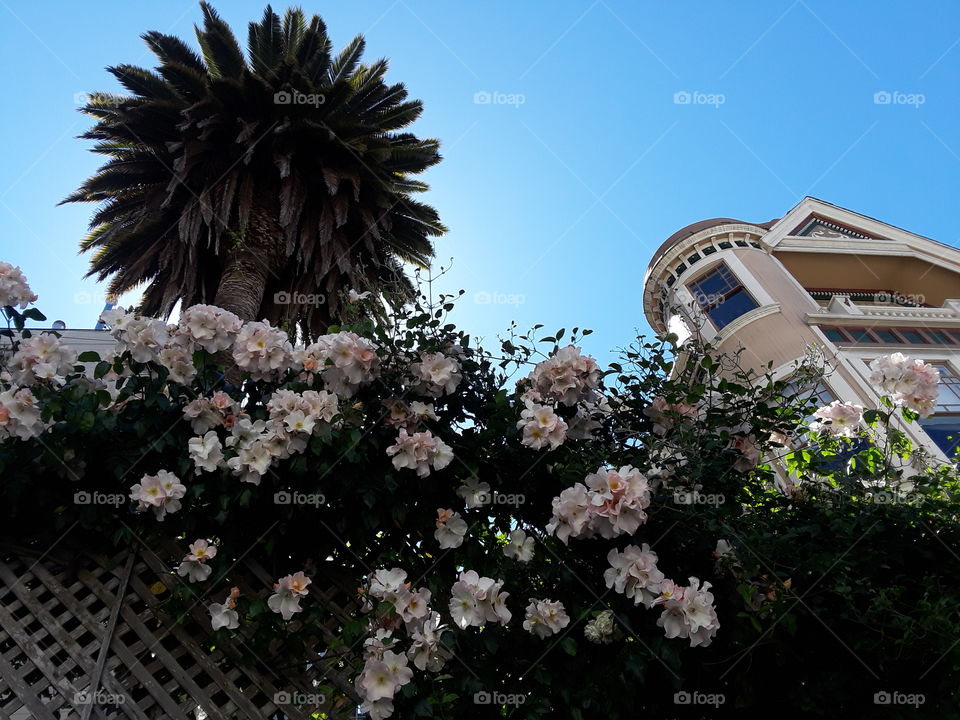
232, 320, 292, 380
177, 538, 217, 583
8, 333, 77, 385
655, 577, 720, 648
188, 431, 224, 474
727, 433, 761, 472
604, 544, 665, 608
516, 401, 567, 450
643, 396, 698, 435
868, 353, 940, 417
810, 400, 864, 438
546, 465, 652, 543
449, 570, 511, 629
455, 477, 490, 509
177, 304, 243, 353
383, 398, 438, 429
522, 598, 570, 638
129, 470, 186, 521
386, 429, 453, 477
295, 331, 381, 396
526, 345, 600, 406
158, 340, 197, 385
0, 387, 45, 440
503, 529, 535, 562
224, 415, 312, 485
358, 568, 451, 719
267, 388, 339, 431
191, 388, 337, 483
410, 351, 463, 397
367, 568, 433, 625
407, 612, 450, 671
208, 587, 240, 630
0, 262, 38, 309
103, 309, 171, 364
584, 609, 616, 644
357, 647, 413, 720
434, 508, 468, 549
182, 391, 243, 433
268, 571, 311, 620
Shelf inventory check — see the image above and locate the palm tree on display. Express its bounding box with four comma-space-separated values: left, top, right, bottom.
64, 3, 445, 336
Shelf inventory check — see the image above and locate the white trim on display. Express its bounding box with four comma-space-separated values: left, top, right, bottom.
714, 303, 781, 342
761, 198, 960, 274
837, 348, 960, 461
643, 228, 770, 332
680, 255, 776, 337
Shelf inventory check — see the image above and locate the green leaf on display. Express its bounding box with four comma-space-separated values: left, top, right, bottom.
77, 351, 101, 362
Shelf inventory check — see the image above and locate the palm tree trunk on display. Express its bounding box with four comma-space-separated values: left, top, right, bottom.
213, 207, 286, 322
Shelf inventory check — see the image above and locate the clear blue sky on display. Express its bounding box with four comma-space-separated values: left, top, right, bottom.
2, 0, 959, 364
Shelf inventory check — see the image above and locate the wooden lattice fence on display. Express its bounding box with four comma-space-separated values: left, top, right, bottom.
0, 543, 363, 719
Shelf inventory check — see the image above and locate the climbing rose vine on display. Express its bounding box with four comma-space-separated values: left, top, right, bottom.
0, 260, 956, 717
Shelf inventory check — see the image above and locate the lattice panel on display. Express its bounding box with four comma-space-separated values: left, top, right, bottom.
0, 545, 362, 720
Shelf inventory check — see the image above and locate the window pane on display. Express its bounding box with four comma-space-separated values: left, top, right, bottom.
900, 329, 925, 343
819, 437, 872, 474
927, 330, 951, 344
708, 288, 758, 329
823, 328, 847, 342
874, 329, 900, 343
690, 270, 731, 300
919, 416, 960, 458
848, 328, 875, 343
930, 364, 960, 412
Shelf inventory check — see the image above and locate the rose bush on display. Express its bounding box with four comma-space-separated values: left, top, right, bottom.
1, 261, 958, 717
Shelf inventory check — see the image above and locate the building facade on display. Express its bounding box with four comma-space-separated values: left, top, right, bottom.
643, 197, 960, 461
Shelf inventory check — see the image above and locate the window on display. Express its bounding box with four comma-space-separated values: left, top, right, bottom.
874, 329, 900, 343
847, 328, 876, 343
818, 326, 960, 346
919, 363, 960, 458
781, 379, 869, 472
687, 263, 759, 330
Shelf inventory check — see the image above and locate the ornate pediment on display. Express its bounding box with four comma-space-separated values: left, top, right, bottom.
795, 217, 874, 240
